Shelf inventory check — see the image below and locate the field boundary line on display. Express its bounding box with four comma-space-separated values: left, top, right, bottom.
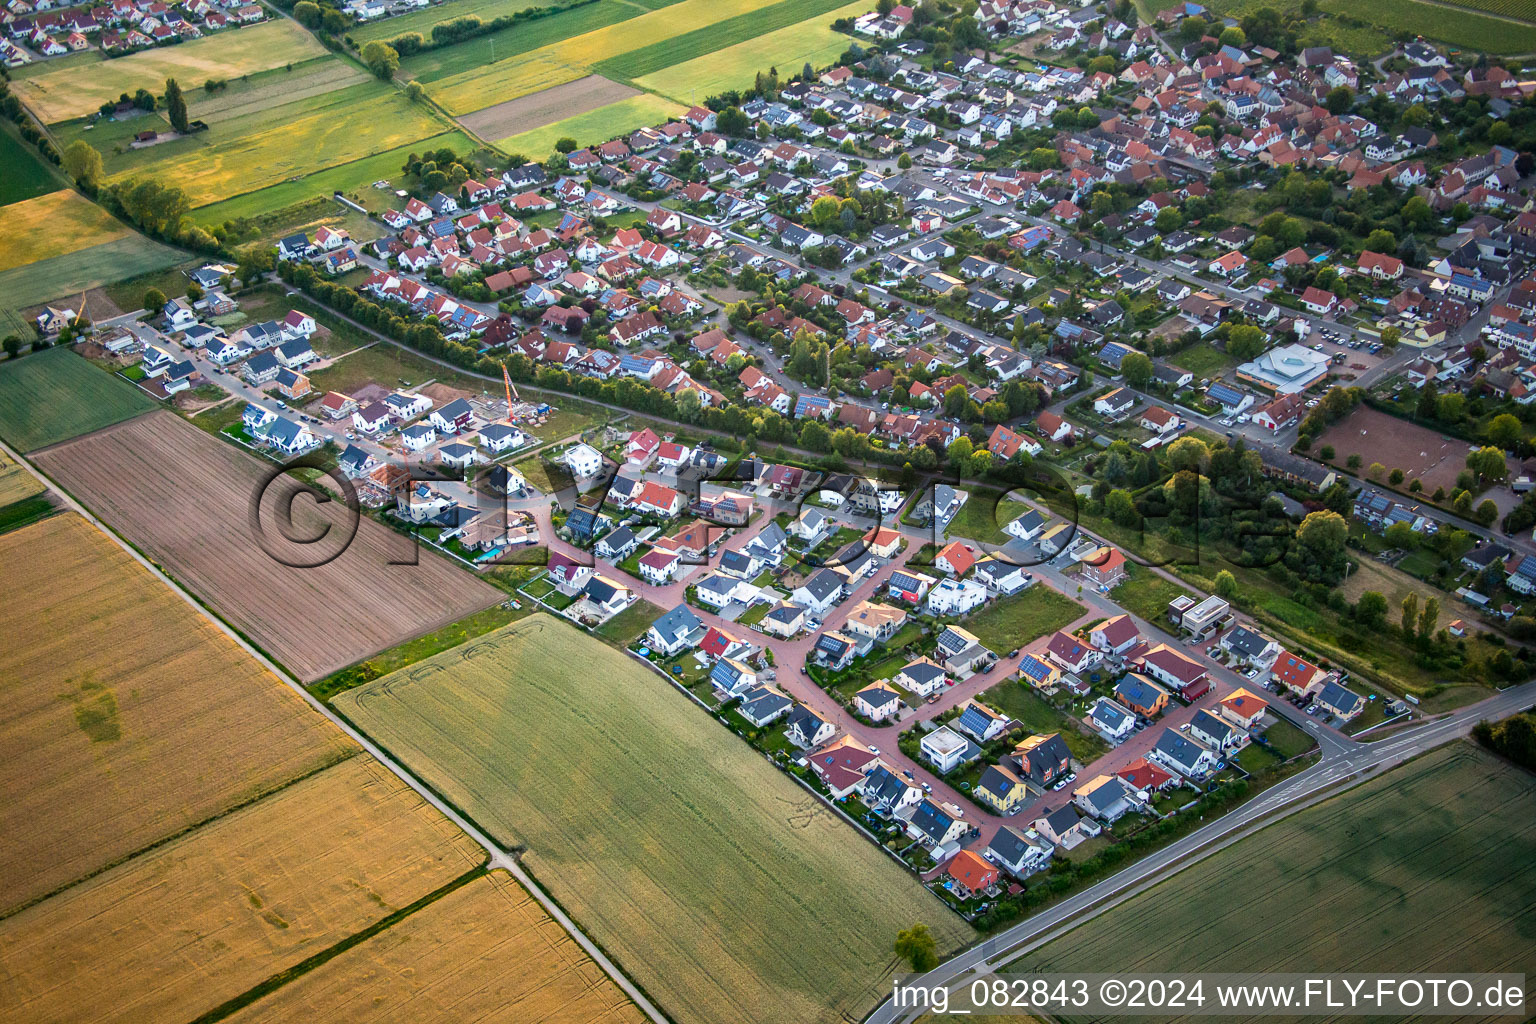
0, 748, 357, 923
0, 434, 672, 1024
187, 865, 488, 1024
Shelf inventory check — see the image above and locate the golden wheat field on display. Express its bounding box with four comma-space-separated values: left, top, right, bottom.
0, 513, 353, 914
0, 448, 44, 507
430, 0, 785, 113
0, 755, 486, 1024
226, 869, 645, 1024
338, 613, 972, 1024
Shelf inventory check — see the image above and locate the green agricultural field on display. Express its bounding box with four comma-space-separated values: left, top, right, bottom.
0, 234, 188, 310
0, 191, 128, 274
399, 0, 669, 84
0, 126, 59, 207
592, 0, 854, 83
632, 0, 866, 102
181, 57, 371, 124
336, 614, 972, 1024
0, 348, 156, 452
98, 81, 451, 209
1020, 744, 1536, 1022
428, 0, 786, 114
1206, 0, 1535, 53
350, 0, 551, 43
962, 585, 1085, 654
495, 93, 684, 157
192, 131, 474, 225
1439, 0, 1535, 17
14, 20, 328, 123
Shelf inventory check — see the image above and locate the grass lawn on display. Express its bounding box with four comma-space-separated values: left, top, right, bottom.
1108, 565, 1192, 630
495, 93, 685, 159
0, 348, 156, 452
0, 191, 129, 274
309, 602, 527, 702
0, 234, 188, 311
595, 598, 665, 643
963, 586, 1085, 654
0, 125, 61, 207
335, 614, 971, 1024
981, 680, 1107, 763
944, 487, 1034, 544
513, 457, 560, 494
1259, 717, 1316, 759
526, 397, 607, 442
1020, 744, 1536, 997
1168, 345, 1237, 380
16, 20, 328, 122
307, 339, 489, 397
632, 0, 866, 102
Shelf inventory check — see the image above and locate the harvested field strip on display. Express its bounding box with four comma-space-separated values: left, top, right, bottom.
0, 348, 156, 452
337, 614, 971, 1024
191, 130, 473, 222
189, 57, 371, 124
0, 190, 129, 273
0, 513, 354, 914
496, 93, 685, 158
633, 0, 865, 101
351, 0, 550, 42
459, 74, 639, 141
34, 411, 503, 681
594, 0, 854, 82
1020, 744, 1536, 1024
0, 449, 44, 507
104, 82, 450, 208
399, 0, 682, 83
15, 20, 327, 123
224, 869, 645, 1024
0, 234, 189, 310
0, 755, 485, 1024
429, 0, 787, 113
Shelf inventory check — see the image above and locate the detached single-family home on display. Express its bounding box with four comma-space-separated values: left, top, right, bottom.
854, 682, 904, 722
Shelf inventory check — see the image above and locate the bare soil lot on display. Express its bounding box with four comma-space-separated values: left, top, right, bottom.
0, 755, 484, 1024
0, 513, 352, 914
458, 74, 639, 140
34, 411, 503, 681
225, 869, 645, 1024
1318, 405, 1511, 494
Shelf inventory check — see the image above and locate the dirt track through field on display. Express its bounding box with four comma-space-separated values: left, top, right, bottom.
458, 74, 639, 140
34, 411, 503, 681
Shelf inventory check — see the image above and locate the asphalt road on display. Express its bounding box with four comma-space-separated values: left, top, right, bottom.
865, 676, 1536, 1024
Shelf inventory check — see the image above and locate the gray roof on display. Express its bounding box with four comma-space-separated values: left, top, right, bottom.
1042, 804, 1081, 836
651, 604, 702, 640
799, 568, 843, 601
908, 799, 955, 843
1090, 697, 1131, 732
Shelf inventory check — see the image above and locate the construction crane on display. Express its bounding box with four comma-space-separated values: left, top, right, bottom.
501, 362, 519, 421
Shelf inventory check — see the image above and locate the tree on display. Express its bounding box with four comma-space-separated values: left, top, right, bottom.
1486, 413, 1521, 450
1121, 351, 1153, 388
1155, 206, 1182, 233
1346, 454, 1362, 470
1388, 468, 1404, 486
1356, 590, 1387, 628
1418, 596, 1439, 641
1476, 499, 1499, 526
163, 77, 188, 134
61, 140, 103, 187
1106, 488, 1139, 527
1363, 228, 1396, 255
1401, 592, 1419, 639
1296, 510, 1347, 572
1218, 25, 1245, 46
405, 80, 425, 102
1467, 446, 1508, 483
1166, 435, 1209, 474
895, 923, 938, 973
554, 137, 578, 154
292, 0, 320, 26
808, 194, 841, 228
1213, 569, 1237, 598
143, 287, 166, 312
3, 335, 20, 360
897, 153, 912, 170
716, 107, 748, 136
1324, 86, 1353, 114
942, 383, 967, 418
1367, 461, 1385, 480
1225, 324, 1267, 361
361, 41, 400, 81
1384, 520, 1417, 550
